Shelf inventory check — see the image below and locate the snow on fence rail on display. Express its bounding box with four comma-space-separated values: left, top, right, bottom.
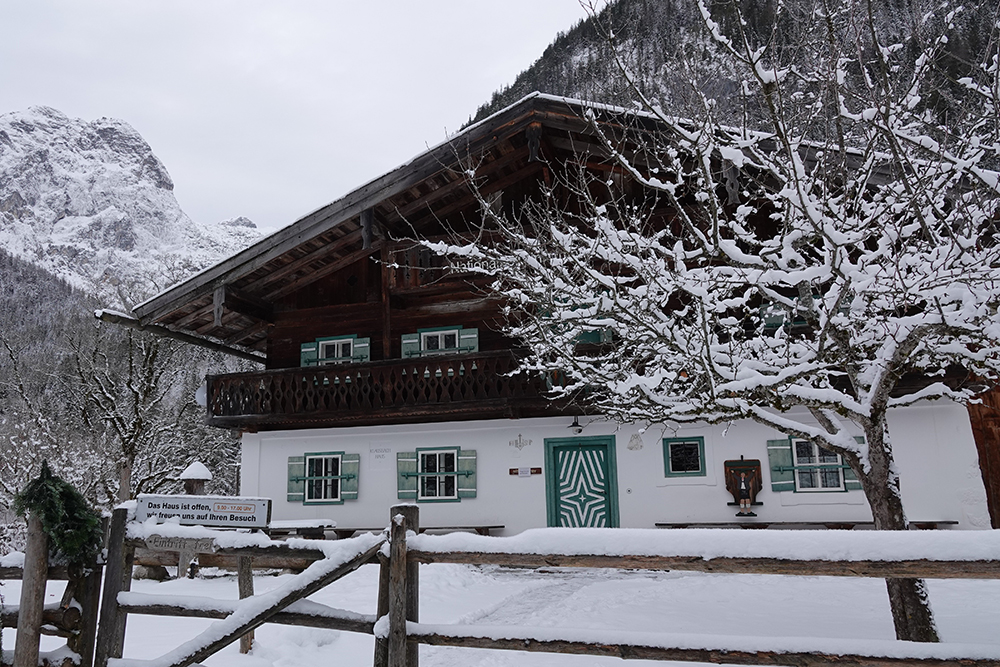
382, 507, 1000, 667
94, 507, 384, 667
85, 506, 1000, 667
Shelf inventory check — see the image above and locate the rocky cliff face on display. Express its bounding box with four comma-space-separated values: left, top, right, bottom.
0, 106, 259, 305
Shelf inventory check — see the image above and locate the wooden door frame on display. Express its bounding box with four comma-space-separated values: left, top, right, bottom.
543, 435, 620, 528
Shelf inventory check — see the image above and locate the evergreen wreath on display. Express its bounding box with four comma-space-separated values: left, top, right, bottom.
13, 461, 103, 567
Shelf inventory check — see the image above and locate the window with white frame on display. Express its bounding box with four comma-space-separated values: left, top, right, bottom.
305, 454, 342, 502
318, 338, 353, 364
421, 330, 459, 354
793, 440, 844, 491
418, 449, 457, 499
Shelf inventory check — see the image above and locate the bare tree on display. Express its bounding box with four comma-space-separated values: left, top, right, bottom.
428, 0, 1000, 642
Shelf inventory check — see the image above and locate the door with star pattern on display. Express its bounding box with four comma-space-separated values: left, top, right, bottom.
544, 436, 619, 527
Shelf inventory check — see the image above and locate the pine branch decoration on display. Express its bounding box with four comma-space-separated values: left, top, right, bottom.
13, 461, 103, 567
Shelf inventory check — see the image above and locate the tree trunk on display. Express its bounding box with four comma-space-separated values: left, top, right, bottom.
118, 458, 133, 502
860, 420, 940, 643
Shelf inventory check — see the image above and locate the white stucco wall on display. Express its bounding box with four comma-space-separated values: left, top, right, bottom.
240, 400, 991, 535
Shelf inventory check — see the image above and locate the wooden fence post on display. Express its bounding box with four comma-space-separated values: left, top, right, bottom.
238, 556, 254, 654
13, 514, 47, 667
373, 551, 390, 667
94, 507, 134, 667
387, 504, 419, 667
401, 506, 419, 667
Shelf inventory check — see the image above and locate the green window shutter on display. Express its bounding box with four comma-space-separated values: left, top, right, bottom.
287, 455, 305, 502
844, 436, 864, 491
300, 342, 318, 367
766, 438, 794, 492
341, 453, 360, 500
459, 328, 479, 353
457, 449, 477, 498
353, 337, 371, 363
397, 451, 417, 499
401, 333, 420, 358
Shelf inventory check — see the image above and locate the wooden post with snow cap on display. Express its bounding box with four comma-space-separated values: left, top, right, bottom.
13, 514, 47, 667
94, 506, 135, 667
387, 504, 419, 667
177, 461, 213, 578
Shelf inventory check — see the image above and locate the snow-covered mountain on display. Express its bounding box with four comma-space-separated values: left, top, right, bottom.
0, 106, 259, 304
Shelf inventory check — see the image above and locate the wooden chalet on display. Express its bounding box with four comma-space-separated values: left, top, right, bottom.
105, 93, 998, 533
121, 94, 645, 431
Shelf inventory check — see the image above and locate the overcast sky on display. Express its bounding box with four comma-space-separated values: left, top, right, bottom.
1, 1, 592, 233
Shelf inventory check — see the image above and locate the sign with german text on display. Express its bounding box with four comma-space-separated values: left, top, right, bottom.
136, 494, 272, 529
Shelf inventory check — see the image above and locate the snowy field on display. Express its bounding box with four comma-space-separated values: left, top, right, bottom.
3, 560, 1000, 667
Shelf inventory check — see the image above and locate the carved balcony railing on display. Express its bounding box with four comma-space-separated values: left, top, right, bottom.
206, 351, 573, 429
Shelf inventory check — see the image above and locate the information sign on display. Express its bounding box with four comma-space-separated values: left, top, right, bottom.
136, 494, 272, 529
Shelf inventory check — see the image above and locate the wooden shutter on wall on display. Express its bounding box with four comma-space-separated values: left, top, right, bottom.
299, 342, 318, 367
397, 451, 418, 499
401, 333, 420, 358
457, 449, 477, 498
353, 337, 371, 363
845, 437, 864, 491
766, 438, 794, 492
341, 453, 360, 500
287, 455, 305, 502
459, 328, 479, 353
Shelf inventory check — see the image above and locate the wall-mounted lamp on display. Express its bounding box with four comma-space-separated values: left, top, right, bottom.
569, 416, 583, 434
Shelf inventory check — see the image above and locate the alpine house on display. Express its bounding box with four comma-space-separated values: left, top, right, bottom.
106, 94, 997, 535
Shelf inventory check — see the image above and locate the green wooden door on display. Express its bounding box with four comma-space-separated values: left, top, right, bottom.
545, 436, 619, 527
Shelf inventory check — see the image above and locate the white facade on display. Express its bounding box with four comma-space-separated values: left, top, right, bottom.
240, 399, 992, 535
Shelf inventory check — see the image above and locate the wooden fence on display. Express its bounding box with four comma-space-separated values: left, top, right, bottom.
0, 515, 103, 667
6, 506, 1000, 667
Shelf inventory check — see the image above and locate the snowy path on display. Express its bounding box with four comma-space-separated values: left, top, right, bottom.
3, 563, 1000, 667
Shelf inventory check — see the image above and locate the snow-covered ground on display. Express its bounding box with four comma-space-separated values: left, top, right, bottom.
3, 561, 1000, 667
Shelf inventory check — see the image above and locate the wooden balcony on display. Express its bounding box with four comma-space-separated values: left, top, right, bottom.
206, 351, 574, 430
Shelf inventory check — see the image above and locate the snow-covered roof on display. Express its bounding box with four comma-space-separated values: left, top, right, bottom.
125, 93, 644, 353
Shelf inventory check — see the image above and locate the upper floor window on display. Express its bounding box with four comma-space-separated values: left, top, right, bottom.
319, 338, 354, 365
401, 327, 479, 358
300, 335, 370, 367
422, 330, 459, 354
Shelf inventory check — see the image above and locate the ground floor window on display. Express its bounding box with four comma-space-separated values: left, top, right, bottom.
663, 437, 705, 477
397, 448, 476, 501
419, 449, 457, 499
305, 454, 342, 502
793, 440, 844, 491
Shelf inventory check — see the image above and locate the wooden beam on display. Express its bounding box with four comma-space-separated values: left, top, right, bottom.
409, 630, 999, 667
214, 285, 275, 324
408, 551, 1000, 580
155, 539, 383, 667
95, 310, 265, 364
244, 228, 366, 294
117, 597, 375, 636
264, 242, 383, 301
